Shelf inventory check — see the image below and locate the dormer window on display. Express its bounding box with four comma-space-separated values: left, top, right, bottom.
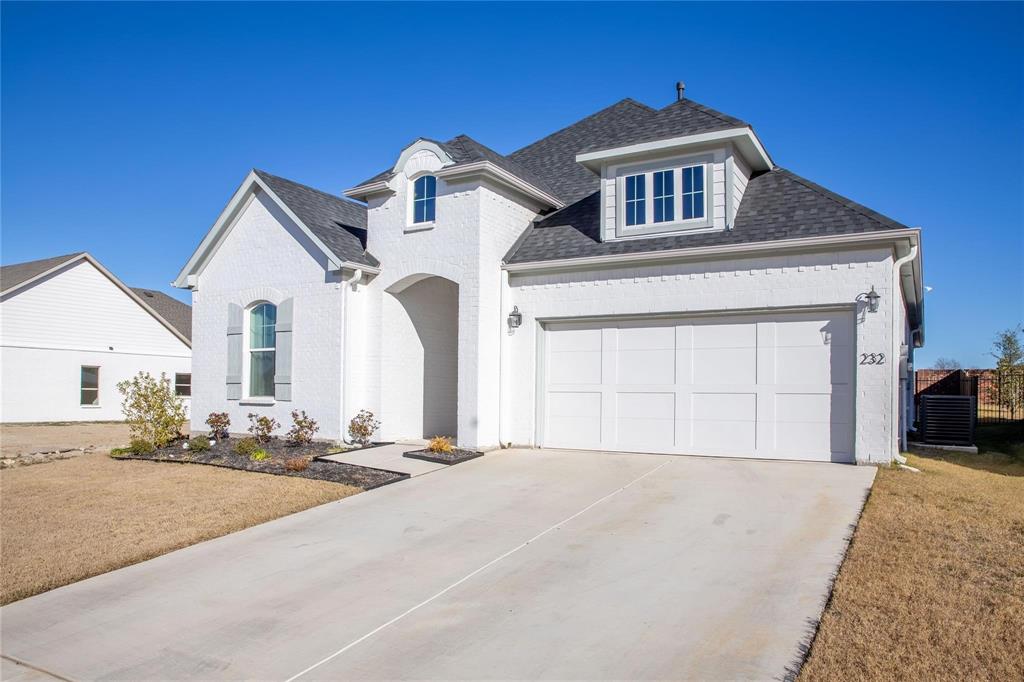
413, 175, 436, 224
653, 170, 675, 223
625, 174, 645, 226
682, 165, 704, 220
614, 154, 712, 237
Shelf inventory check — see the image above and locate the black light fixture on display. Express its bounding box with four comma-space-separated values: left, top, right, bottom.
507, 305, 522, 329
858, 286, 881, 313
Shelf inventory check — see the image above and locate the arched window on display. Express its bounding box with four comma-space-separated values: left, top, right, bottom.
413, 175, 436, 223
249, 302, 276, 397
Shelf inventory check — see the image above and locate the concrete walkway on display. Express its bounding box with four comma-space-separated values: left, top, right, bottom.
319, 441, 448, 476
0, 449, 875, 680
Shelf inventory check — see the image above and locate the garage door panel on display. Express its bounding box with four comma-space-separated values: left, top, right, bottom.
545, 392, 601, 449
616, 392, 676, 451
548, 351, 603, 385
692, 321, 757, 349
774, 346, 851, 385
775, 392, 853, 425
692, 347, 757, 385
543, 310, 854, 461
616, 349, 676, 385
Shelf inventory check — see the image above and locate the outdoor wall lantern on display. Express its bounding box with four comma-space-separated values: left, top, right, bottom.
858, 286, 881, 313
507, 305, 523, 329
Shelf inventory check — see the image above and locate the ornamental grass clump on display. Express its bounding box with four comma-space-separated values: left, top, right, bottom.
188, 435, 211, 452
250, 449, 271, 462
284, 456, 310, 472
117, 372, 187, 448
234, 437, 259, 457
427, 436, 454, 454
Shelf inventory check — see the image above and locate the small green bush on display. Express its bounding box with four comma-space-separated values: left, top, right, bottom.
128, 439, 156, 455
188, 435, 211, 452
109, 446, 132, 458
250, 449, 271, 462
116, 371, 187, 447
234, 437, 259, 457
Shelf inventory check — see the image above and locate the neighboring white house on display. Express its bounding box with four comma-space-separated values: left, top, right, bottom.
0, 252, 192, 422
175, 88, 924, 464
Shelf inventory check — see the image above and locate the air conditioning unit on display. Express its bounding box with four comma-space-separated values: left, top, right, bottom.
919, 395, 976, 446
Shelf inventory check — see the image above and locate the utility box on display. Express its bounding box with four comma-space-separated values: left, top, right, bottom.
919, 395, 976, 446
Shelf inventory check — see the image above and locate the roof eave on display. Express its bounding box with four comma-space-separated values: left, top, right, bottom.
344, 179, 394, 202
575, 128, 773, 173
436, 161, 565, 210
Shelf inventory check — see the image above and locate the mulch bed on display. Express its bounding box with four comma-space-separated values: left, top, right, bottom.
404, 448, 484, 465
116, 438, 408, 490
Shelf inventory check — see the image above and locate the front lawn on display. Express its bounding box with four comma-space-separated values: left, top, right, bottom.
800, 423, 1024, 679
0, 453, 359, 605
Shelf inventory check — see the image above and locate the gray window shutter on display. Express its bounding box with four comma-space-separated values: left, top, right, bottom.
274, 298, 293, 401
226, 303, 243, 400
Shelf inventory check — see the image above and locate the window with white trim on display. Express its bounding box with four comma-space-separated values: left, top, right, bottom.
616, 157, 711, 237
175, 373, 191, 397
248, 303, 276, 398
80, 366, 99, 405
682, 165, 705, 220
625, 174, 646, 226
653, 169, 674, 223
413, 175, 436, 223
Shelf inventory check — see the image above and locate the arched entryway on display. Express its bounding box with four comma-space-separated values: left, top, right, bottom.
381, 275, 459, 441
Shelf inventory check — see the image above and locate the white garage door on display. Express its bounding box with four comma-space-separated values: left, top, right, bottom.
541, 311, 855, 462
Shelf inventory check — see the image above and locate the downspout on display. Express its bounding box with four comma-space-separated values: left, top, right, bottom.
497, 268, 510, 448
891, 245, 917, 462
340, 268, 362, 445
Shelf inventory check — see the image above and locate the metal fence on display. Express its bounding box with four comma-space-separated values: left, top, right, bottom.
915, 369, 1024, 424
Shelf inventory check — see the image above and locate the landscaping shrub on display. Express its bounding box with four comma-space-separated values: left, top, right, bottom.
250, 449, 270, 462
205, 412, 231, 440
128, 439, 156, 455
234, 437, 259, 457
284, 456, 310, 472
108, 447, 132, 458
286, 410, 319, 446
188, 435, 211, 452
247, 413, 280, 443
348, 409, 380, 446
427, 435, 454, 454
116, 372, 187, 447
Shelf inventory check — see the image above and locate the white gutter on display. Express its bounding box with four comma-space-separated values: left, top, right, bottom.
503, 228, 923, 273
892, 244, 918, 459
497, 269, 510, 448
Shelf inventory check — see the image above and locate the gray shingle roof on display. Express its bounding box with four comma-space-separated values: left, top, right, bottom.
132, 288, 192, 341
352, 135, 560, 201
0, 252, 85, 293
254, 170, 379, 267
504, 168, 911, 264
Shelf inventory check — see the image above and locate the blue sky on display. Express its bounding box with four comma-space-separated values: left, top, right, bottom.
2, 2, 1021, 367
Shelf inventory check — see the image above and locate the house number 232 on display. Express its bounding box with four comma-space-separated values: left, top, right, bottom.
860, 353, 886, 365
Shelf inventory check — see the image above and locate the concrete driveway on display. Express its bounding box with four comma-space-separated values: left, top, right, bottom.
0, 449, 874, 681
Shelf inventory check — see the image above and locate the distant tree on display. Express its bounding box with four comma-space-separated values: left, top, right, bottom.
987, 325, 1024, 419
933, 357, 961, 370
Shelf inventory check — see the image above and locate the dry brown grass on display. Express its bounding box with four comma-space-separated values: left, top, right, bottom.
801, 425, 1024, 681
0, 453, 359, 605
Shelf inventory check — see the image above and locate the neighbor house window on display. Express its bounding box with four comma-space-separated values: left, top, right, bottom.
625, 174, 646, 226
413, 175, 436, 223
175, 373, 191, 397
80, 366, 99, 405
682, 165, 705, 220
653, 169, 674, 223
249, 303, 276, 397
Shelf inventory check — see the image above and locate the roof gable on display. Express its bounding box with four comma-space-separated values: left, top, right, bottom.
0, 252, 86, 294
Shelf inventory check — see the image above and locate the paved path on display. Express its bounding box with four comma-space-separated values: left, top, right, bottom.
0, 449, 875, 680
320, 441, 447, 476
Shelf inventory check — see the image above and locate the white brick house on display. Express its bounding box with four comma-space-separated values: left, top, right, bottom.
175, 90, 924, 464
1, 252, 192, 422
